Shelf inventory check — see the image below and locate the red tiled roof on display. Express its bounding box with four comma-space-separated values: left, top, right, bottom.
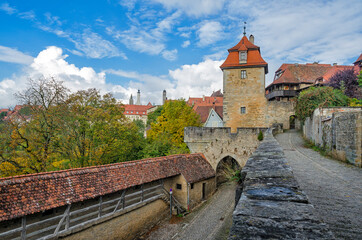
266, 63, 334, 88
194, 105, 223, 123
0, 109, 9, 113
124, 104, 154, 116
210, 90, 223, 97
0, 153, 215, 221
187, 97, 223, 106
320, 65, 355, 84
220, 36, 268, 72
354, 53, 362, 64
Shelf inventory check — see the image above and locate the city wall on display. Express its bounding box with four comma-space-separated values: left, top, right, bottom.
184, 127, 267, 170
303, 107, 362, 167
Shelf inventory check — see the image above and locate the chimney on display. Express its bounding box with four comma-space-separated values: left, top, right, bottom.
136, 90, 141, 105
249, 34, 254, 44
129, 94, 134, 105
163, 90, 166, 105
202, 95, 205, 101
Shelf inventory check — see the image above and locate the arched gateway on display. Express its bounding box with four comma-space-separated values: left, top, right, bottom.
216, 156, 241, 185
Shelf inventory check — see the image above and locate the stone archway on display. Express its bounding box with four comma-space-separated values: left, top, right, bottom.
289, 115, 296, 129
215, 156, 241, 185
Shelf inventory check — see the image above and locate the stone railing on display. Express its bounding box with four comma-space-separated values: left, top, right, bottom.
228, 129, 334, 239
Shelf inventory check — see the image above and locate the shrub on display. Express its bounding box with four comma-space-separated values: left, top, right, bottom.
257, 131, 264, 141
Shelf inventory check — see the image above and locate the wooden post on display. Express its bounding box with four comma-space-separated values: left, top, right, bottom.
141, 184, 144, 202
98, 196, 103, 218
21, 216, 26, 240
65, 205, 70, 230
122, 191, 126, 209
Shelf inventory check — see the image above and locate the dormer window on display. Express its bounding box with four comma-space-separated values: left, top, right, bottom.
239, 51, 247, 64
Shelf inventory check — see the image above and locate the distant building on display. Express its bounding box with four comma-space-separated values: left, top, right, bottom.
353, 53, 362, 72
266, 63, 354, 101
123, 102, 156, 125
187, 90, 223, 126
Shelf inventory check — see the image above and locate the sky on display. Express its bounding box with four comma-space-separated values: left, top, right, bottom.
0, 0, 361, 108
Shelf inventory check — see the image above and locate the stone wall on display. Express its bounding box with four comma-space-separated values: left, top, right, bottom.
228, 129, 334, 239
64, 199, 168, 240
184, 127, 267, 170
303, 107, 362, 167
266, 101, 295, 129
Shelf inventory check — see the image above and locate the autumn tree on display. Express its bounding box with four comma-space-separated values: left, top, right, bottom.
57, 89, 145, 168
0, 77, 69, 176
145, 100, 201, 156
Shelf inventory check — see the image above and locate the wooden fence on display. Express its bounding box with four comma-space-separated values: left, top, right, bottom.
0, 181, 182, 240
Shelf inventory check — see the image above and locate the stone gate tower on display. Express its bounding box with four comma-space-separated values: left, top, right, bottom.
220, 34, 269, 132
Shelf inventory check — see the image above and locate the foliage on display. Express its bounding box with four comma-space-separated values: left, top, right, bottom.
0, 111, 7, 120
295, 87, 349, 121
257, 131, 264, 141
146, 100, 201, 156
349, 98, 362, 107
329, 69, 361, 99
146, 106, 163, 127
358, 70, 362, 88
0, 79, 146, 177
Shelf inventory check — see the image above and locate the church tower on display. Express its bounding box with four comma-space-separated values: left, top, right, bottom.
129, 94, 134, 105
220, 34, 268, 132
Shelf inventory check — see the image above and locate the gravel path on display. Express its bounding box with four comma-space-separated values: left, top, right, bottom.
143, 182, 236, 240
275, 130, 362, 240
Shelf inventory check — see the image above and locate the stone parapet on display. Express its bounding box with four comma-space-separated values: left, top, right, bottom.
228, 129, 334, 239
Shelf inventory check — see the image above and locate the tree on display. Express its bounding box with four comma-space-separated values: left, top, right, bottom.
56, 89, 145, 168
146, 106, 163, 127
295, 87, 349, 121
146, 100, 201, 156
0, 77, 69, 176
329, 69, 361, 99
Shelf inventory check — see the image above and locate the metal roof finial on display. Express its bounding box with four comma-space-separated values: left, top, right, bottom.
243, 22, 247, 36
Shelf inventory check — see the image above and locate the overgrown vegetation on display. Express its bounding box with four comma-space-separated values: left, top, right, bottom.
329, 68, 361, 99
303, 137, 328, 157
295, 87, 349, 121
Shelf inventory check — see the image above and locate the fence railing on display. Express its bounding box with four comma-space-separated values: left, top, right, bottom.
0, 183, 168, 240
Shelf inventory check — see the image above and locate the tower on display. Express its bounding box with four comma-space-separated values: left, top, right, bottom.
220, 34, 268, 132
163, 90, 167, 105
129, 94, 134, 105
136, 89, 141, 105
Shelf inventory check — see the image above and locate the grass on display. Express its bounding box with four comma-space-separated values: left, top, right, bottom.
303, 137, 329, 157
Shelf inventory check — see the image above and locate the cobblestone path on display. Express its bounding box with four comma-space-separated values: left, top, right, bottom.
143, 182, 235, 240
276, 130, 362, 240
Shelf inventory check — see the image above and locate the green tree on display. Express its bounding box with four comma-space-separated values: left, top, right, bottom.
295, 87, 349, 121
146, 100, 201, 156
146, 106, 163, 127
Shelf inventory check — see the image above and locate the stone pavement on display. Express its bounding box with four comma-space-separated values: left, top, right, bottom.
143, 182, 236, 240
276, 130, 362, 240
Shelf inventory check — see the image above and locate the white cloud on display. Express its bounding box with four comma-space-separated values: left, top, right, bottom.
106, 11, 181, 60
161, 49, 178, 61
168, 59, 223, 99
0, 46, 34, 65
18, 11, 36, 20
72, 29, 127, 59
0, 46, 130, 107
182, 40, 190, 48
197, 21, 224, 47
151, 0, 226, 17
0, 3, 17, 15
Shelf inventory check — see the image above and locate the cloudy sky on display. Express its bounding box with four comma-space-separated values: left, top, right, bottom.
0, 0, 361, 108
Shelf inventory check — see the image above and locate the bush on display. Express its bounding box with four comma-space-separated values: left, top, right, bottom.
296, 87, 349, 121
257, 131, 264, 141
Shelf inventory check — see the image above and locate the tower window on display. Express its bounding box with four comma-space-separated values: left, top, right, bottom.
241, 70, 247, 79
239, 51, 247, 63
241, 107, 246, 114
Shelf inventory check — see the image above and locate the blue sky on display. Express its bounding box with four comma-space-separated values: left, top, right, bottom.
0, 0, 361, 108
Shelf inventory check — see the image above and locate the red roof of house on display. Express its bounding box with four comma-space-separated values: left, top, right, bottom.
0, 153, 215, 221
187, 96, 223, 106
354, 53, 362, 64
211, 90, 223, 97
123, 104, 154, 116
266, 63, 334, 88
0, 109, 9, 113
194, 105, 223, 123
220, 36, 268, 72
319, 65, 355, 84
